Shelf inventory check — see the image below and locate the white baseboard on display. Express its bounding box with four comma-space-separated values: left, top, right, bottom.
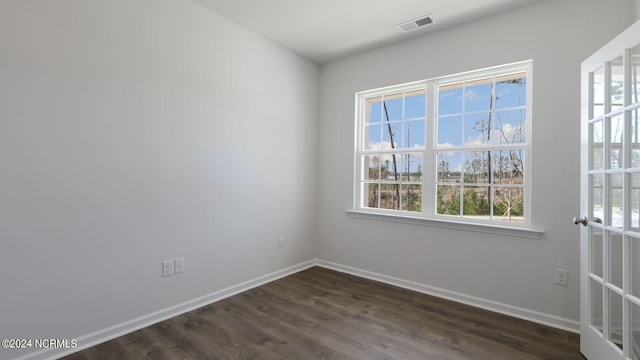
17, 259, 316, 360
315, 259, 580, 334
15, 257, 579, 360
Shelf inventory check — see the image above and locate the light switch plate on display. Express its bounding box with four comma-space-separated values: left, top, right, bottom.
162, 260, 174, 277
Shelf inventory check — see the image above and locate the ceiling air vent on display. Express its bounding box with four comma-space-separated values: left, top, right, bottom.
398, 15, 434, 33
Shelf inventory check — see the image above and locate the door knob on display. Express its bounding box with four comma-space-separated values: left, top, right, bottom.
573, 216, 588, 226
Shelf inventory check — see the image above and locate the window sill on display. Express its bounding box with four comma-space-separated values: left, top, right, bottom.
345, 210, 544, 239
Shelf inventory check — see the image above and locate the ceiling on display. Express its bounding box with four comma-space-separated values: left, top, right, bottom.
193, 0, 542, 64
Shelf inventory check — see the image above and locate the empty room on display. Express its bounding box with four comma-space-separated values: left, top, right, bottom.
2, 0, 640, 359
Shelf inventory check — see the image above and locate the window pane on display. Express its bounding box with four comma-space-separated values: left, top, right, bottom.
493, 186, 524, 222
364, 183, 379, 208
399, 153, 423, 181
437, 152, 462, 183
382, 94, 403, 121
405, 89, 426, 119
464, 113, 490, 146
462, 186, 491, 217
610, 114, 624, 169
438, 115, 462, 147
403, 120, 425, 148
463, 151, 489, 184
465, 78, 493, 113
437, 185, 460, 216
380, 183, 400, 210
364, 124, 381, 150
495, 73, 526, 109
402, 184, 421, 212
382, 121, 402, 149
380, 154, 399, 181
591, 120, 604, 170
492, 109, 526, 144
438, 83, 463, 115
610, 55, 624, 113
365, 96, 382, 123
491, 150, 524, 185
364, 155, 380, 181
593, 66, 605, 118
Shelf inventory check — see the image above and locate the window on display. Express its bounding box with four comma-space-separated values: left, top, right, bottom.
354, 61, 532, 227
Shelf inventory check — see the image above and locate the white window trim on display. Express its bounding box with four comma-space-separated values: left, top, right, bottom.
351, 60, 543, 238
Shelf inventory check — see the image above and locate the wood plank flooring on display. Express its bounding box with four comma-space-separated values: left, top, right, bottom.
62, 267, 583, 360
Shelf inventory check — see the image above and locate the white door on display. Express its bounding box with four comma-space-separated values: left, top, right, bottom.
580, 20, 640, 360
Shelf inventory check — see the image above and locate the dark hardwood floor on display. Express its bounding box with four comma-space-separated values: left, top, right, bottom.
62, 267, 582, 360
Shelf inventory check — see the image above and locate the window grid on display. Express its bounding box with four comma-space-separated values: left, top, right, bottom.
434, 73, 527, 222
355, 61, 532, 226
360, 89, 426, 212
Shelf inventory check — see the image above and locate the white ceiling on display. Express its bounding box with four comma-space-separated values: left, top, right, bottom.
193, 0, 542, 64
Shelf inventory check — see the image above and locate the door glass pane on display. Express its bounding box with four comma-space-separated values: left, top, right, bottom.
594, 66, 605, 118
633, 173, 640, 231
591, 278, 604, 334
632, 301, 640, 360
610, 114, 624, 169
632, 44, 640, 106
591, 120, 604, 170
608, 290, 624, 350
592, 173, 604, 222
610, 55, 625, 113
610, 173, 624, 228
632, 236, 640, 298
592, 227, 604, 278
609, 233, 623, 289
633, 109, 640, 168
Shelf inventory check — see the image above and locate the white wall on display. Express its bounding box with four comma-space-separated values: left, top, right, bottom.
635, 0, 640, 20
317, 0, 633, 328
0, 1, 318, 359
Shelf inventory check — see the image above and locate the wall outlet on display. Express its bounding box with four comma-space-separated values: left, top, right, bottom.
174, 258, 184, 274
278, 236, 285, 249
554, 268, 568, 286
162, 260, 174, 277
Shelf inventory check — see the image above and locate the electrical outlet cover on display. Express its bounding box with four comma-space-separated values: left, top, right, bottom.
174, 258, 184, 274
